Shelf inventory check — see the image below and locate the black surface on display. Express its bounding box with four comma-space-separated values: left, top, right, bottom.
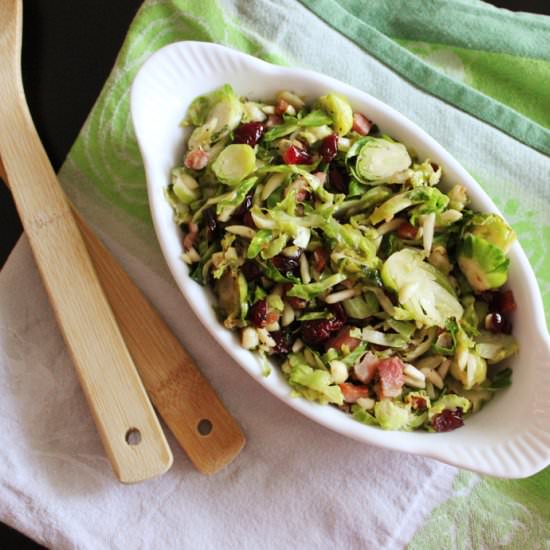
0, 2, 141, 549
0, 0, 141, 270
0, 0, 548, 548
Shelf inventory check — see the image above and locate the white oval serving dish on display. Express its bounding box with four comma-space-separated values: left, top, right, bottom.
131, 41, 550, 478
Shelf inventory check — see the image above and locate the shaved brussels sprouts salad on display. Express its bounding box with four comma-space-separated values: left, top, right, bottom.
166, 84, 519, 432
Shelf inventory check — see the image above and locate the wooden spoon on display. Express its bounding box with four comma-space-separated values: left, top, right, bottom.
0, 0, 173, 483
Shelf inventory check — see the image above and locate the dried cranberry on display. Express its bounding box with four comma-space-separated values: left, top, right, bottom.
320, 134, 339, 163
233, 122, 265, 147
271, 254, 300, 276
249, 299, 268, 327
242, 261, 262, 282
203, 207, 218, 238
233, 192, 254, 218
327, 316, 345, 333
301, 319, 336, 345
328, 165, 348, 193
283, 145, 313, 165
432, 408, 464, 432
282, 284, 307, 309
485, 312, 506, 333
270, 330, 292, 355
328, 302, 347, 325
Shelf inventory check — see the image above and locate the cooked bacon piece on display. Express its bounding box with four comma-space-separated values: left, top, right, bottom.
352, 112, 373, 136
396, 221, 418, 240
296, 188, 312, 202
313, 171, 327, 186
353, 352, 379, 384
285, 176, 311, 202
286, 296, 307, 310
182, 222, 199, 251
184, 149, 209, 170
275, 98, 290, 115
377, 357, 405, 399
409, 395, 428, 411
312, 247, 329, 274
265, 310, 280, 325
339, 382, 371, 403
499, 290, 517, 313
340, 279, 355, 289
265, 114, 283, 128
325, 326, 361, 353
282, 282, 307, 311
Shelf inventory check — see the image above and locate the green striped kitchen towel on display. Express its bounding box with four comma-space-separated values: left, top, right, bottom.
57, 1, 550, 547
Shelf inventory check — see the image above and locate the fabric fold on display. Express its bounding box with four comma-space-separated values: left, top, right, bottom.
298, 0, 550, 154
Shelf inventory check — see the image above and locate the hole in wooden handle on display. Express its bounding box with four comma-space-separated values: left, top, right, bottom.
125, 428, 142, 445
197, 419, 213, 436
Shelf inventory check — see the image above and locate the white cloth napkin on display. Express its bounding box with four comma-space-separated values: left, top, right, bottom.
0, 234, 457, 550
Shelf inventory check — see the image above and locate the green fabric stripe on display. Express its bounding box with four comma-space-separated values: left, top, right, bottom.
66, 0, 285, 225
400, 39, 550, 130
337, 0, 550, 60
298, 0, 550, 156
410, 470, 550, 548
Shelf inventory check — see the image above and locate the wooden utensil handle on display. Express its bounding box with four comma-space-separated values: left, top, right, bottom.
0, 0, 172, 480
1, 157, 245, 474
78, 215, 246, 473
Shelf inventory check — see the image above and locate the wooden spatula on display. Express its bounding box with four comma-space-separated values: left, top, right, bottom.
76, 209, 246, 474
0, 0, 173, 483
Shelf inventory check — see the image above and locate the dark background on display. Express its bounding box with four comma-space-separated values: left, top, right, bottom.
0, 1, 548, 548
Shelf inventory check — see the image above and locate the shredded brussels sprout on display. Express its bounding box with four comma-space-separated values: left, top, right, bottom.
168, 84, 518, 433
